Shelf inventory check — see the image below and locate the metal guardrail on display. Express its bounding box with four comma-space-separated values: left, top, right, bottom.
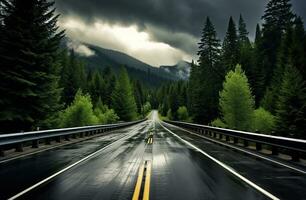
0, 119, 146, 157
164, 120, 306, 161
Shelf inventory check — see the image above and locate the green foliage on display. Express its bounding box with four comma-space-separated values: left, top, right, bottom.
238, 14, 250, 46
93, 98, 119, 124
219, 65, 255, 130
166, 109, 173, 120
275, 66, 306, 138
211, 118, 227, 128
111, 67, 137, 121
222, 16, 239, 71
60, 90, 98, 128
60, 50, 87, 106
133, 80, 145, 114
260, 0, 295, 89
142, 102, 152, 116
252, 108, 275, 134
177, 106, 189, 121
190, 18, 223, 124
0, 0, 64, 132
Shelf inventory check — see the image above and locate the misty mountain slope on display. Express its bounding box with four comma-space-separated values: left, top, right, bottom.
160, 60, 191, 80
66, 41, 191, 86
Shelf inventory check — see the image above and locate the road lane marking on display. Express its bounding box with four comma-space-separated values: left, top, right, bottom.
132, 160, 151, 200
132, 164, 145, 200
159, 121, 280, 200
143, 161, 151, 200
165, 122, 306, 175
8, 123, 146, 200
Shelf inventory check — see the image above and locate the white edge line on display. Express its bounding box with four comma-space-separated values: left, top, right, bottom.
165, 122, 306, 175
158, 120, 280, 200
8, 123, 145, 200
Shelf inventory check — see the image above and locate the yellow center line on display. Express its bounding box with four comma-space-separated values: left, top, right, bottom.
143, 161, 151, 200
132, 164, 145, 200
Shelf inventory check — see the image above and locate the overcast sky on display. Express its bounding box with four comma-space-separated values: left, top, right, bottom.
55, 0, 306, 67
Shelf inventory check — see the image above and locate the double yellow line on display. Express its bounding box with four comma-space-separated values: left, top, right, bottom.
147, 137, 153, 144
132, 160, 152, 200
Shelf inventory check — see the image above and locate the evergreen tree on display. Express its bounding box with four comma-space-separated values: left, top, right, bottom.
275, 66, 306, 138
190, 18, 222, 124
60, 90, 98, 128
291, 17, 306, 79
219, 65, 255, 130
222, 16, 239, 71
238, 14, 250, 46
111, 67, 137, 121
88, 71, 106, 106
0, 0, 64, 132
60, 50, 87, 106
260, 0, 295, 87
253, 24, 266, 105
237, 14, 256, 101
198, 17, 222, 76
263, 26, 294, 113
102, 67, 116, 106
168, 84, 179, 120
133, 80, 144, 115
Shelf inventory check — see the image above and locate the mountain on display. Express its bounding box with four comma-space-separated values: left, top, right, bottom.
160, 61, 191, 80
65, 40, 190, 87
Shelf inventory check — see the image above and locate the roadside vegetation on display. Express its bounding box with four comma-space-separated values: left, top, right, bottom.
157, 0, 306, 139
0, 0, 152, 133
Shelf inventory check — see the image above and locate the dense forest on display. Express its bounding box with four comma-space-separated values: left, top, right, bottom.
0, 0, 152, 133
157, 0, 306, 139
0, 0, 305, 139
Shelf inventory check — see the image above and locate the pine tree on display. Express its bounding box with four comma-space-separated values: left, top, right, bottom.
111, 67, 137, 121
222, 16, 239, 71
0, 0, 64, 132
198, 17, 222, 75
260, 0, 295, 87
60, 50, 87, 106
88, 71, 106, 106
189, 18, 223, 124
275, 66, 306, 138
102, 67, 116, 106
291, 17, 306, 79
219, 65, 255, 131
238, 14, 250, 47
253, 24, 266, 105
168, 84, 179, 120
237, 14, 256, 99
133, 80, 144, 115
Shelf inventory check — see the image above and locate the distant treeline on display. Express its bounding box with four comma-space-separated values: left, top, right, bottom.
157, 0, 306, 139
0, 0, 151, 133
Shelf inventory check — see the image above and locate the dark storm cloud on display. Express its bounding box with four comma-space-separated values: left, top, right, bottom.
55, 0, 306, 54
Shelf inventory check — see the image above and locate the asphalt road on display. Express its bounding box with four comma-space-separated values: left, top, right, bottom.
1, 111, 305, 200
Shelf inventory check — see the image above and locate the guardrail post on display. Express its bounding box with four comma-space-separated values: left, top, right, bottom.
56, 136, 61, 143
256, 143, 262, 151
32, 140, 39, 148
271, 146, 278, 155
243, 140, 249, 147
291, 151, 300, 162
65, 135, 70, 141
225, 136, 230, 142
45, 138, 51, 145
0, 148, 4, 157
79, 132, 84, 138
213, 132, 217, 138
15, 143, 23, 152
72, 134, 77, 139
233, 137, 238, 144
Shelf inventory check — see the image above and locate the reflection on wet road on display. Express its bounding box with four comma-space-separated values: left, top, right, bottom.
2, 111, 305, 199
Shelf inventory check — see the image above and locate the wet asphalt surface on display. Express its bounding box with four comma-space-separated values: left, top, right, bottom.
0, 111, 305, 200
